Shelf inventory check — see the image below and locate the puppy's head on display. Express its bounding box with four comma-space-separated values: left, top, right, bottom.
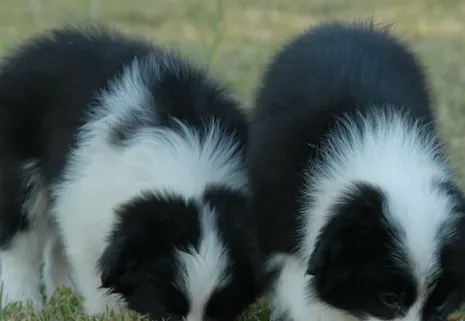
98, 185, 261, 321
307, 181, 465, 321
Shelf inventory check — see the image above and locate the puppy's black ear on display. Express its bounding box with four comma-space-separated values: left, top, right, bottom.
306, 230, 334, 277
306, 182, 387, 281
99, 235, 134, 290
306, 216, 346, 278
98, 192, 201, 291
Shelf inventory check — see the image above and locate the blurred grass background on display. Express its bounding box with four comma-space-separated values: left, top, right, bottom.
1, 0, 465, 320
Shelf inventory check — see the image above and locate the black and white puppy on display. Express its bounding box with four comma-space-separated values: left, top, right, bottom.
248, 21, 465, 321
0, 25, 261, 320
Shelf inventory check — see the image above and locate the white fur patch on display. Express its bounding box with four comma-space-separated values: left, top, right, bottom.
22, 160, 50, 221
177, 204, 231, 321
270, 107, 457, 321
0, 160, 51, 309
43, 234, 73, 298
50, 53, 245, 315
268, 254, 356, 321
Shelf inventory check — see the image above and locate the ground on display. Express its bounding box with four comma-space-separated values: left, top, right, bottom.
1, 0, 465, 320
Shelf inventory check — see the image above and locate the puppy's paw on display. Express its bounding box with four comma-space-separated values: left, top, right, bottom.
0, 280, 43, 311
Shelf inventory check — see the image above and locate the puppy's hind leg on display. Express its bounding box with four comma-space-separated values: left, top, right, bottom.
43, 233, 74, 299
0, 159, 50, 310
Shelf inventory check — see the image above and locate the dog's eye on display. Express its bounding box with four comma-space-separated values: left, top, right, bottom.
379, 291, 399, 308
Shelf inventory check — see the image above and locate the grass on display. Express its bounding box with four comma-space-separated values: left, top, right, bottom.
1, 0, 465, 320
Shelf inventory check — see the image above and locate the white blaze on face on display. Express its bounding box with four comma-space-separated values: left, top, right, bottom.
176, 205, 231, 321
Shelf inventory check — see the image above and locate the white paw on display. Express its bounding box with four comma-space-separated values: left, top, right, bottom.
0, 280, 43, 311
43, 233, 73, 298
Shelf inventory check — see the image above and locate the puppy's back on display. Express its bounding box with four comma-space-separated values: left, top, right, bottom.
248, 21, 432, 255
0, 25, 247, 178
254, 21, 431, 137
0, 26, 154, 161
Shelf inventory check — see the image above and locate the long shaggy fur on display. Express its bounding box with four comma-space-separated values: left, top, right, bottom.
248, 21, 465, 321
0, 25, 261, 321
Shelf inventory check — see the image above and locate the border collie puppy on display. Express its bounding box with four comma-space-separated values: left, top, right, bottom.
0, 25, 261, 320
248, 21, 465, 321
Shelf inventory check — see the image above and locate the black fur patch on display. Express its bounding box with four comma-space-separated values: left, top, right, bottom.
99, 193, 199, 319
